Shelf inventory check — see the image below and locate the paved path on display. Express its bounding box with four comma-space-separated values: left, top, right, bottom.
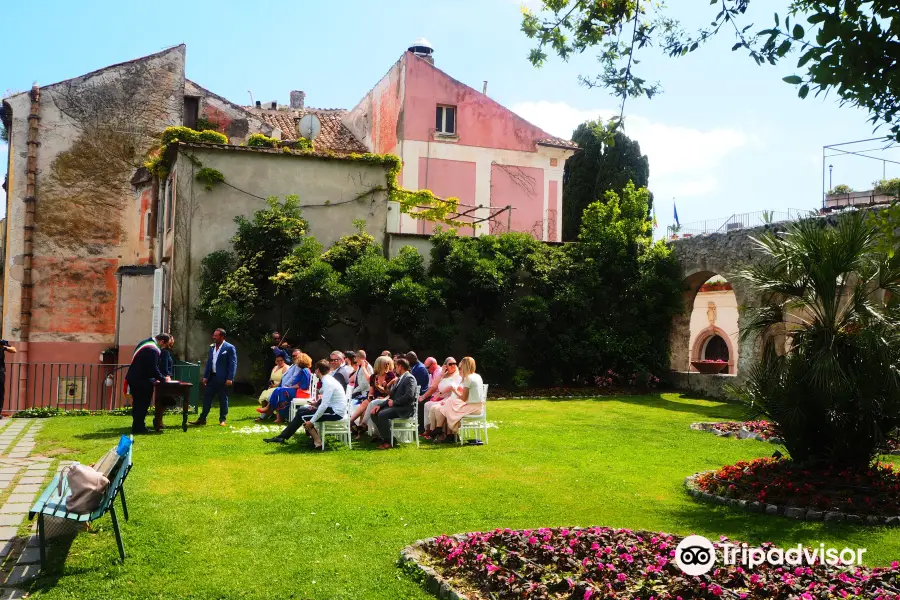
0, 418, 74, 598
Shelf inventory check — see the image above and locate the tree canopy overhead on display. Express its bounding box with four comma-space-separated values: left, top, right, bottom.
522, 1, 900, 139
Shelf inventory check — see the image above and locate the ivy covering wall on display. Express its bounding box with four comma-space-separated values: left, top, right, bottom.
195, 183, 682, 388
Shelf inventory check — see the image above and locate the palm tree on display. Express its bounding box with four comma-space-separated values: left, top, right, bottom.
730, 212, 900, 468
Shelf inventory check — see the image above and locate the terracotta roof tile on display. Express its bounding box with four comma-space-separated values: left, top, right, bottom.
248, 108, 368, 155
536, 136, 579, 150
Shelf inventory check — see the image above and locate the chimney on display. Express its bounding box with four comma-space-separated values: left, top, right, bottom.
270, 101, 277, 110
482, 81, 488, 96
255, 100, 261, 108
290, 90, 306, 110
408, 37, 434, 65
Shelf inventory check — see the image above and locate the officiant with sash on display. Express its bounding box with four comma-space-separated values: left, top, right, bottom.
125, 334, 170, 434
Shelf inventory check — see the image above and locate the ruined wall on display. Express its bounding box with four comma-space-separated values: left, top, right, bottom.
184, 80, 274, 145
342, 57, 405, 156
670, 225, 777, 393
2, 46, 186, 363
170, 146, 392, 363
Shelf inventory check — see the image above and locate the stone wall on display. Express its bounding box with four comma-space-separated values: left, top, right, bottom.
668, 222, 795, 390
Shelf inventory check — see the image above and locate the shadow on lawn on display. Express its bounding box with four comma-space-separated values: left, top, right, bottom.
667, 496, 874, 546
543, 392, 750, 421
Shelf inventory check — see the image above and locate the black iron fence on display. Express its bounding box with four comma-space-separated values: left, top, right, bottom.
1, 361, 201, 414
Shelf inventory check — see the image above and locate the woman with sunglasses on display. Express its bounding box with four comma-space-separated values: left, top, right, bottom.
422, 357, 462, 440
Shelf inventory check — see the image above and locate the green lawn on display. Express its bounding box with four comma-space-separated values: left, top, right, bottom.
22, 393, 900, 599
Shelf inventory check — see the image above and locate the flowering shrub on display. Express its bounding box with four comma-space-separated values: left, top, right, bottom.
703, 421, 780, 441
593, 369, 660, 391
418, 527, 900, 599
696, 458, 900, 516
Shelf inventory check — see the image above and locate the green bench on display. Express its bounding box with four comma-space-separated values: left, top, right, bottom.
28, 438, 134, 570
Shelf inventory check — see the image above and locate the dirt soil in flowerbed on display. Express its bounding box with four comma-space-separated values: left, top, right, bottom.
700, 421, 900, 452
417, 526, 900, 599
696, 458, 900, 516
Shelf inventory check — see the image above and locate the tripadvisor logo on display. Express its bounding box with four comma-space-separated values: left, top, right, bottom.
675, 535, 867, 575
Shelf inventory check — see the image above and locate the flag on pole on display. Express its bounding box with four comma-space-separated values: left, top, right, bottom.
673, 201, 680, 228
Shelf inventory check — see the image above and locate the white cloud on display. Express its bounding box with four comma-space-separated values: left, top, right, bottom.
511, 100, 751, 200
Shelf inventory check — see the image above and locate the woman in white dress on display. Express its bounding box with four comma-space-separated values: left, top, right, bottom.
433, 357, 484, 442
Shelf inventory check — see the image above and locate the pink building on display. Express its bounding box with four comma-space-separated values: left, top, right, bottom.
341, 40, 577, 240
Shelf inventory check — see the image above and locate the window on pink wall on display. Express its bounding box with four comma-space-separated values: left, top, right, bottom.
436, 105, 457, 135
417, 157, 476, 235
490, 164, 544, 238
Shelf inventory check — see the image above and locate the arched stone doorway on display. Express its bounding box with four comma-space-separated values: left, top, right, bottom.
690, 326, 736, 374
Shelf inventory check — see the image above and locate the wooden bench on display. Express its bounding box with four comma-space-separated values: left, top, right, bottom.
28, 439, 134, 570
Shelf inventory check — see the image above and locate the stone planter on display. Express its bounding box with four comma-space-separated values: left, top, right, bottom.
691, 361, 727, 374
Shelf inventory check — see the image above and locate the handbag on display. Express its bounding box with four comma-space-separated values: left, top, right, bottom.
60, 464, 109, 513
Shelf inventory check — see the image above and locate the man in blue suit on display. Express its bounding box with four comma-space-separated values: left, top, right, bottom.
191, 328, 237, 427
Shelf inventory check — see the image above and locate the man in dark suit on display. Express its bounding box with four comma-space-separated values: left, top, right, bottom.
371, 358, 417, 450
125, 334, 168, 434
191, 328, 237, 427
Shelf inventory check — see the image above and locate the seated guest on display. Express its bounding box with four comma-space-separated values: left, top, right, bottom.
416, 357, 439, 433
407, 351, 431, 399
356, 349, 373, 378
432, 357, 485, 442
370, 358, 417, 450
423, 358, 462, 439
381, 350, 392, 357
255, 350, 311, 423
263, 360, 345, 449
258, 353, 289, 407
348, 354, 371, 405
329, 351, 352, 389
352, 356, 394, 440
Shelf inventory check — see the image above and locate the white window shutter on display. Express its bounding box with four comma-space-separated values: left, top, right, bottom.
151, 268, 163, 337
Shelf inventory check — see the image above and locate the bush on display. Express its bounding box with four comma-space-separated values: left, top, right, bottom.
161, 126, 201, 145
827, 183, 853, 195
874, 178, 900, 196
198, 130, 228, 145
731, 212, 900, 468
247, 133, 279, 148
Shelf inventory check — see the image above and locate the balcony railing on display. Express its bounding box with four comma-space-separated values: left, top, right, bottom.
666, 209, 809, 240
1, 361, 201, 414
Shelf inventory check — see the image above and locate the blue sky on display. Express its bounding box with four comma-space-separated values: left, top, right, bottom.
2, 0, 897, 234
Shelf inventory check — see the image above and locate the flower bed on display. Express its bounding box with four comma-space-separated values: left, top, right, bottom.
691, 421, 900, 454
689, 457, 900, 523
690, 421, 783, 443
401, 527, 900, 599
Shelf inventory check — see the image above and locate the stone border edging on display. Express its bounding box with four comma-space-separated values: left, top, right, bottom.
684, 471, 900, 526
399, 538, 471, 600
690, 422, 784, 445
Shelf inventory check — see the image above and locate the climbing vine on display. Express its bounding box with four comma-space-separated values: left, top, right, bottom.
195, 167, 225, 191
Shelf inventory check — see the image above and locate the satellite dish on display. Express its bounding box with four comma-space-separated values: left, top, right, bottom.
298, 114, 321, 141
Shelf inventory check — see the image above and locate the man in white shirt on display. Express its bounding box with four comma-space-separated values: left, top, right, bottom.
264, 359, 346, 448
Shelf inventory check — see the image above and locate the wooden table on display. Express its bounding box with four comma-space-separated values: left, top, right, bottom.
154, 381, 194, 432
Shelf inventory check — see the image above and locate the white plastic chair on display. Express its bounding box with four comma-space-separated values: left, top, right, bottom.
289, 375, 318, 422
389, 385, 421, 447
318, 397, 352, 450
458, 384, 489, 445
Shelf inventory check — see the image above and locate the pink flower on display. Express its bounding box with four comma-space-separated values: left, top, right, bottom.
584, 589, 594, 600
801, 594, 814, 600
486, 564, 499, 574
710, 584, 723, 596
621, 553, 634, 563
617, 573, 627, 582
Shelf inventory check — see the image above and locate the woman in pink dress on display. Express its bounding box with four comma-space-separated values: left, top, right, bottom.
422, 358, 462, 439
433, 357, 485, 442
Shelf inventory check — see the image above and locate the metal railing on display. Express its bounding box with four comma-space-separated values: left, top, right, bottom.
823, 190, 898, 211
2, 361, 200, 414
666, 209, 809, 240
